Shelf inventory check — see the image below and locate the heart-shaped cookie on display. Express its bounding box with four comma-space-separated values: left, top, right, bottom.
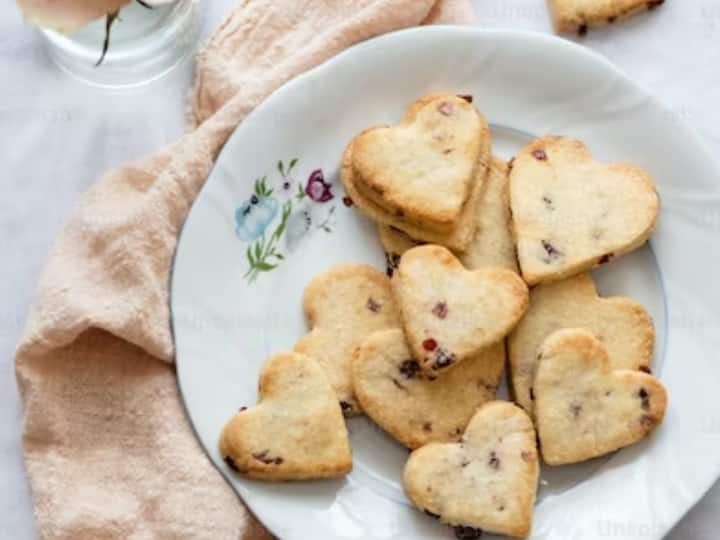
294, 264, 400, 415
352, 328, 504, 449
548, 0, 663, 34
379, 157, 517, 274
219, 352, 352, 480
403, 401, 539, 538
509, 136, 659, 285
508, 272, 654, 413
534, 329, 668, 465
393, 245, 528, 374
352, 93, 491, 231
342, 137, 487, 253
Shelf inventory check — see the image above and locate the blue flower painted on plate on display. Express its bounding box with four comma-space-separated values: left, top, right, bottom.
235, 177, 279, 241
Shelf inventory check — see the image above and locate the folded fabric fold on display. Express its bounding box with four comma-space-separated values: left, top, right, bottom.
15, 0, 474, 538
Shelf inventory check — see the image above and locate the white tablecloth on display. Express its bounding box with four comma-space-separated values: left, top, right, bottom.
1, 1, 718, 538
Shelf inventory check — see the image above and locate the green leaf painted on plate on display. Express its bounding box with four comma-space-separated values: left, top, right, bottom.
255, 262, 277, 272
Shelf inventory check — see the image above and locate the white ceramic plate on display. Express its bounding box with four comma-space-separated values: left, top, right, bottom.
171, 27, 720, 540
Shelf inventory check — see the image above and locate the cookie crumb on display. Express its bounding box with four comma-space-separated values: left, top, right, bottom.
238, 406, 248, 412
342, 196, 353, 207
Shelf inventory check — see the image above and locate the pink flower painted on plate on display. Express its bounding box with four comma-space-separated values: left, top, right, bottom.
305, 169, 334, 203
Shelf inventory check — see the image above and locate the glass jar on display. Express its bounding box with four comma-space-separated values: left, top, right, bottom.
42, 0, 201, 88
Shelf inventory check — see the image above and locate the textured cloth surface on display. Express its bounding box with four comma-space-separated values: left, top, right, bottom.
13, 1, 473, 538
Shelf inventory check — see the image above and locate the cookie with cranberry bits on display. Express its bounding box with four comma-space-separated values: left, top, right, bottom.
352, 93, 490, 231
508, 272, 655, 413
219, 352, 352, 480
377, 157, 518, 272
393, 245, 528, 375
352, 328, 504, 449
342, 137, 487, 252
294, 264, 400, 415
534, 328, 667, 465
548, 0, 665, 35
403, 401, 539, 538
509, 136, 659, 285
460, 157, 518, 272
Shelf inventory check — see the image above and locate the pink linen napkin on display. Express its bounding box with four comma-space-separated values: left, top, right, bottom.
15, 0, 474, 538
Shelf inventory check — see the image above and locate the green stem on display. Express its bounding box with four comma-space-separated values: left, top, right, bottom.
96, 10, 119, 67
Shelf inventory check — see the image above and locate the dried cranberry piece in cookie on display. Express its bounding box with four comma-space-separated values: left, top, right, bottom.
393, 245, 528, 375
399, 359, 421, 379
352, 329, 504, 450
454, 525, 484, 539
432, 301, 449, 319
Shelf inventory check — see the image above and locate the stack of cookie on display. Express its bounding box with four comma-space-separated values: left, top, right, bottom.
342, 93, 492, 252
219, 94, 668, 539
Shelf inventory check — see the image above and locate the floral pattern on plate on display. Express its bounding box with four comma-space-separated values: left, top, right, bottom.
237, 158, 338, 283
